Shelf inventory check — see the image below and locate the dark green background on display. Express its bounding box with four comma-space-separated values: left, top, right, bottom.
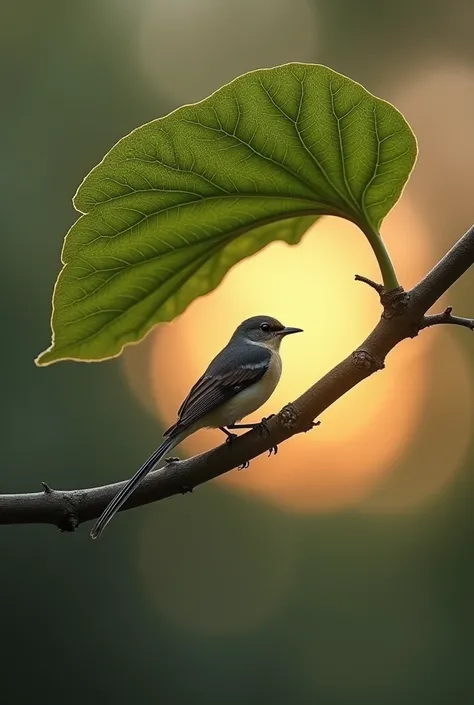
1, 1, 473, 703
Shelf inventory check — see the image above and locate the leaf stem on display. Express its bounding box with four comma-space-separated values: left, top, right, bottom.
361, 224, 399, 291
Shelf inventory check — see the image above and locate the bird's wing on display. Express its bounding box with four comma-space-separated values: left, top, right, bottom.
164, 344, 271, 437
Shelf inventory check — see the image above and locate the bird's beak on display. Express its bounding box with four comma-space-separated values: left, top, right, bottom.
278, 326, 303, 336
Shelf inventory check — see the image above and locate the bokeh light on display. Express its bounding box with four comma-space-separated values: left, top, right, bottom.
133, 0, 319, 104
390, 64, 474, 237
122, 197, 473, 512
362, 333, 473, 513
5, 2, 474, 702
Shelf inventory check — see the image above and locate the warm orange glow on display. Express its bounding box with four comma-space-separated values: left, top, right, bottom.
362, 333, 473, 513
391, 65, 474, 238
121, 198, 464, 512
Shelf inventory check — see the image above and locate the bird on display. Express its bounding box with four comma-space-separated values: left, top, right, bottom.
90, 315, 303, 539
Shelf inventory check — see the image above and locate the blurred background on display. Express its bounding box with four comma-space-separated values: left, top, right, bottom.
2, 0, 474, 703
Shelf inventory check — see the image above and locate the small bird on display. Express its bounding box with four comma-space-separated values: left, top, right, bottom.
90, 315, 303, 539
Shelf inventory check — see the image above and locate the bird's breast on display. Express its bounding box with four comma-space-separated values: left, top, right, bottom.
207, 352, 282, 427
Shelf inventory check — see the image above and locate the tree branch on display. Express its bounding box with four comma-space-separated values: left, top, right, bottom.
420, 306, 474, 332
354, 273, 384, 294
1, 224, 474, 532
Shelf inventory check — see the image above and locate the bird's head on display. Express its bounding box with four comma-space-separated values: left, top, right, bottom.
231, 315, 303, 350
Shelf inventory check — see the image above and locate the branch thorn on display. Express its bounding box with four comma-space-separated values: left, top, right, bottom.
420, 307, 474, 332
354, 274, 384, 295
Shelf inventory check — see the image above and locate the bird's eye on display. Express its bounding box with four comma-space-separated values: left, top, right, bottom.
260, 322, 271, 332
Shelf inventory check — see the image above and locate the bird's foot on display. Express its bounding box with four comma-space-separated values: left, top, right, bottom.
225, 432, 238, 445
256, 414, 275, 437
255, 415, 278, 455
238, 460, 250, 471
180, 485, 193, 495
164, 456, 180, 464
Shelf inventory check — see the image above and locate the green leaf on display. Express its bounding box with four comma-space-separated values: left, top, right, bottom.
36, 62, 417, 365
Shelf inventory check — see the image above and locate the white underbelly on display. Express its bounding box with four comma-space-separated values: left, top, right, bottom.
205, 354, 282, 427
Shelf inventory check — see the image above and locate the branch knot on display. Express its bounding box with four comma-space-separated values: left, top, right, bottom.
58, 508, 79, 533
279, 403, 299, 430
355, 275, 409, 319
381, 287, 410, 319
352, 349, 384, 371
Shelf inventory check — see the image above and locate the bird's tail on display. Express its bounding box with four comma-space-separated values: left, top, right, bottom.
90, 436, 175, 540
